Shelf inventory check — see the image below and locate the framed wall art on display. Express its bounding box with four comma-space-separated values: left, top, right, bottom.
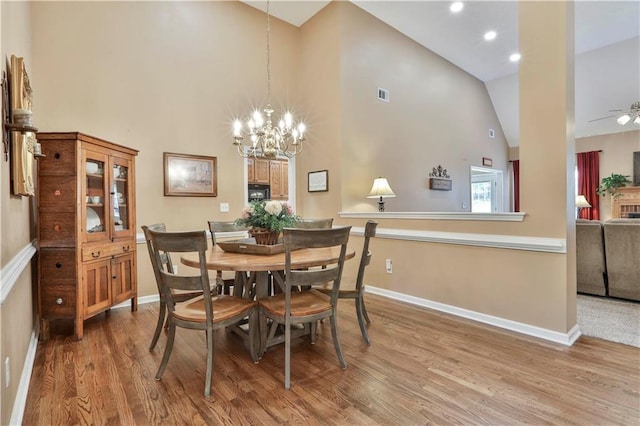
163, 152, 217, 197
308, 169, 328, 192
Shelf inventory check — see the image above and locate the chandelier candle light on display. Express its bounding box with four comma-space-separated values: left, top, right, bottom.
367, 177, 396, 212
232, 0, 306, 159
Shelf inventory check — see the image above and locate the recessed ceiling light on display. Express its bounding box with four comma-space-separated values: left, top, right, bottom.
484, 31, 497, 41
509, 53, 521, 62
450, 2, 464, 13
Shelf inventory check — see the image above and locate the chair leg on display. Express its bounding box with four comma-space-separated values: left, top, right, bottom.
155, 320, 176, 381
149, 300, 166, 351
285, 317, 291, 389
248, 310, 259, 364
329, 313, 347, 369
361, 296, 371, 324
355, 297, 371, 346
204, 327, 214, 397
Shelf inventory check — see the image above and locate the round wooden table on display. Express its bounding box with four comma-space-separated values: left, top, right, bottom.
181, 245, 356, 357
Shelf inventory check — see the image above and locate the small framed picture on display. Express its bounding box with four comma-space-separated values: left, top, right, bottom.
308, 170, 328, 192
163, 152, 217, 197
482, 157, 493, 167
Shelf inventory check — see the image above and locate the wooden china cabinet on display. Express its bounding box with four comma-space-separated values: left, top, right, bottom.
36, 132, 138, 340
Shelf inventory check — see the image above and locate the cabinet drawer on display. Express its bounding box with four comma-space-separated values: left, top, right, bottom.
82, 241, 135, 262
40, 249, 77, 280
41, 281, 76, 318
39, 212, 76, 246
39, 176, 77, 209
37, 140, 77, 176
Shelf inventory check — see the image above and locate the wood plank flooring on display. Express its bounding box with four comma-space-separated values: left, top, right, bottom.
24, 294, 640, 425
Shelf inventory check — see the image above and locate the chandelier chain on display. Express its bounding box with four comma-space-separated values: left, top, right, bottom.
266, 0, 271, 104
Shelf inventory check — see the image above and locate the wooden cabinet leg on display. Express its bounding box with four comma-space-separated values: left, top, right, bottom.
39, 318, 50, 341
131, 296, 137, 312
74, 318, 84, 341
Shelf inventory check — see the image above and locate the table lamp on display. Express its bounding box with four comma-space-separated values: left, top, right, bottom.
367, 177, 396, 212
576, 194, 591, 218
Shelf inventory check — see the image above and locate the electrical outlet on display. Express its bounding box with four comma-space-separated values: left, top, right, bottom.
385, 259, 393, 274
220, 203, 229, 213
4, 357, 9, 388
462, 201, 468, 209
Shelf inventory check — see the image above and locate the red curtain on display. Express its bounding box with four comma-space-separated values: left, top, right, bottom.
512, 160, 520, 212
577, 151, 600, 220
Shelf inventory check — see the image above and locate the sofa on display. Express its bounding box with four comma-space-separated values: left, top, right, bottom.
576, 219, 607, 296
603, 219, 640, 301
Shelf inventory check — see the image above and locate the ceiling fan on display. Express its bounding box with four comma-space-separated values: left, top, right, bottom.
589, 101, 640, 125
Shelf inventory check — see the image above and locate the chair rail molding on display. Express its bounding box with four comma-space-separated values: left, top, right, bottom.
349, 227, 566, 253
0, 239, 37, 305
339, 211, 526, 221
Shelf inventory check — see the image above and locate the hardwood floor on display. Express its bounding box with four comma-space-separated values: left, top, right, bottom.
24, 294, 639, 425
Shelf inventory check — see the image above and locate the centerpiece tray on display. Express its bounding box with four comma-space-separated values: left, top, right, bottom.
217, 238, 285, 255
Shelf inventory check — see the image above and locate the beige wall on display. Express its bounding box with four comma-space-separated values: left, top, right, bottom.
577, 130, 640, 221
32, 1, 299, 231
0, 1, 613, 419
337, 2, 508, 213
1, 1, 36, 424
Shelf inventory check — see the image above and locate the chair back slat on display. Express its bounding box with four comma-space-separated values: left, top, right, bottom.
147, 229, 212, 312
208, 220, 247, 246
283, 226, 351, 295
293, 218, 333, 229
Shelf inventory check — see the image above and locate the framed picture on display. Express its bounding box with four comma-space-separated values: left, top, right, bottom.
308, 169, 328, 192
482, 157, 493, 167
163, 152, 217, 197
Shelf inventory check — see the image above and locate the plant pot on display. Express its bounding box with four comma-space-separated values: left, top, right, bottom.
249, 228, 280, 245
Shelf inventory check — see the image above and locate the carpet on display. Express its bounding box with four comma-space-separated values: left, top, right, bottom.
577, 294, 640, 348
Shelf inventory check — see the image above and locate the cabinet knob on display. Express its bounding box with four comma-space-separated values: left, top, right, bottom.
55, 262, 62, 269
54, 224, 61, 232
54, 152, 61, 159
122, 245, 130, 252
54, 189, 61, 197
112, 276, 117, 280
56, 298, 63, 305
91, 251, 101, 258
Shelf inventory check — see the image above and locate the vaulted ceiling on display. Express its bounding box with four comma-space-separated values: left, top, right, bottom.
241, 0, 640, 147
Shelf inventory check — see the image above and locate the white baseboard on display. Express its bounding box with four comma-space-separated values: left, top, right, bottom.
9, 323, 39, 426
366, 286, 582, 346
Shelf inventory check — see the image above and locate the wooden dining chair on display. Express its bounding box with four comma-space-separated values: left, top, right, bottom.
293, 218, 333, 229
207, 220, 251, 296
147, 229, 258, 397
318, 220, 378, 345
259, 226, 351, 389
142, 223, 202, 351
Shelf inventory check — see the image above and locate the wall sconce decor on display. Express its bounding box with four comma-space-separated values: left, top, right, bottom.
2, 55, 41, 196
367, 176, 395, 211
429, 165, 452, 191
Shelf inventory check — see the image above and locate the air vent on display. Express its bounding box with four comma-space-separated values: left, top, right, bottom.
378, 88, 390, 102
489, 128, 495, 139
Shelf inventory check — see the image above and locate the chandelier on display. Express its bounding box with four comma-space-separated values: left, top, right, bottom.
232, 0, 305, 159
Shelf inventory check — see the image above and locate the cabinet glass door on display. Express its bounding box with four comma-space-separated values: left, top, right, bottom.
112, 158, 132, 237
85, 153, 108, 241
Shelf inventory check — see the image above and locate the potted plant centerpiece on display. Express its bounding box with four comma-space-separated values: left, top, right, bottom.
236, 200, 298, 245
596, 173, 632, 199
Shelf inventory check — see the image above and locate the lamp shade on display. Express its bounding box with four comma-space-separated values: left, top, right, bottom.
576, 195, 591, 208
367, 177, 396, 198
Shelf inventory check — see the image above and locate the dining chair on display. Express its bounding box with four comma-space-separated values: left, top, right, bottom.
142, 223, 202, 351
207, 220, 251, 296
293, 218, 333, 229
147, 229, 258, 397
259, 226, 351, 389
318, 220, 378, 345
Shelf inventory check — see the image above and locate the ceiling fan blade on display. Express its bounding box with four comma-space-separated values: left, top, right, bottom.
608, 109, 623, 112
588, 114, 617, 122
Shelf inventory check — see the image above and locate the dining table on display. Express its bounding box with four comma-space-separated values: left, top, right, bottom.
180, 244, 356, 358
